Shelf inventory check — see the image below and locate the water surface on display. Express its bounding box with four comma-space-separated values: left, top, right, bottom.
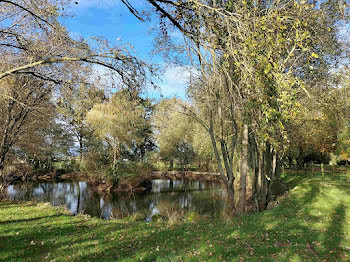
7, 179, 226, 220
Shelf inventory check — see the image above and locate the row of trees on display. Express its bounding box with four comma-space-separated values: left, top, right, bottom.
1, 0, 349, 214
0, 0, 152, 179
125, 0, 350, 213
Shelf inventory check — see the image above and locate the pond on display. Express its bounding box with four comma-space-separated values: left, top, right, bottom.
6, 179, 227, 220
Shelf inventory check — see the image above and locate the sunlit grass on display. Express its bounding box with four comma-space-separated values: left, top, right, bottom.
1, 172, 349, 261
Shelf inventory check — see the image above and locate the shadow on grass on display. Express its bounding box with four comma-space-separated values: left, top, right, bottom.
69, 176, 327, 261
323, 202, 346, 261
0, 214, 65, 225
282, 172, 310, 190
1, 173, 349, 262
0, 201, 39, 209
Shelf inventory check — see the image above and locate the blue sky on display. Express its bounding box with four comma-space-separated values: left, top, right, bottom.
62, 0, 189, 100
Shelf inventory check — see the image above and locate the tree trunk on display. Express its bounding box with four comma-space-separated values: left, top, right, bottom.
0, 148, 8, 198
239, 123, 248, 213
263, 143, 273, 208
209, 131, 235, 212
76, 182, 81, 215
257, 146, 264, 211
297, 145, 304, 170
267, 149, 282, 203
113, 147, 117, 168
169, 159, 174, 170
248, 134, 259, 211
0, 148, 8, 182
0, 136, 10, 173
0, 160, 4, 183
220, 139, 235, 203
288, 157, 293, 169
79, 136, 83, 163
251, 144, 258, 211
0, 156, 4, 171
272, 150, 277, 175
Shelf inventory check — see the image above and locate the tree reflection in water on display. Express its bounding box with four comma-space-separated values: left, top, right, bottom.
7, 179, 226, 220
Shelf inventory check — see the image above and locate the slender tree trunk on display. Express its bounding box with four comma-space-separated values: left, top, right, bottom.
113, 147, 117, 168
0, 147, 8, 182
288, 157, 293, 169
0, 133, 10, 173
263, 143, 273, 208
267, 149, 282, 203
79, 136, 83, 163
220, 139, 235, 196
0, 159, 4, 185
272, 150, 277, 175
251, 143, 258, 211
76, 182, 81, 215
0, 154, 5, 171
209, 131, 235, 211
297, 145, 304, 170
239, 123, 248, 213
248, 133, 259, 211
257, 146, 264, 211
0, 100, 12, 176
0, 148, 9, 197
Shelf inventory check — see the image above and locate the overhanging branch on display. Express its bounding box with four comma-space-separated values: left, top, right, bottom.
0, 0, 52, 26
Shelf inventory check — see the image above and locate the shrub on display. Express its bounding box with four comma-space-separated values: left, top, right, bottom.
184, 211, 201, 223
154, 201, 203, 225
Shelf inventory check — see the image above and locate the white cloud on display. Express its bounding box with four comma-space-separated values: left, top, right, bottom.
169, 30, 183, 41
145, 65, 199, 100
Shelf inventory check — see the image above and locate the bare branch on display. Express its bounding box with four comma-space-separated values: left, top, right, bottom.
16, 71, 62, 84
0, 0, 52, 26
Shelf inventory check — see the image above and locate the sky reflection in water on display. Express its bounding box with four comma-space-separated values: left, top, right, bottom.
7, 179, 226, 220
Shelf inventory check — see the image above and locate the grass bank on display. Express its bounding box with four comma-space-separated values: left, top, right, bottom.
1, 172, 349, 261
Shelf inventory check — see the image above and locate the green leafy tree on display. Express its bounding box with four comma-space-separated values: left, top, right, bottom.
192, 123, 215, 171
58, 81, 106, 163
125, 98, 156, 162
0, 75, 53, 174
86, 91, 146, 171
125, 0, 348, 212
153, 98, 195, 169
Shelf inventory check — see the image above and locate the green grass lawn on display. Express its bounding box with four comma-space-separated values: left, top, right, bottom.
1, 172, 349, 261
